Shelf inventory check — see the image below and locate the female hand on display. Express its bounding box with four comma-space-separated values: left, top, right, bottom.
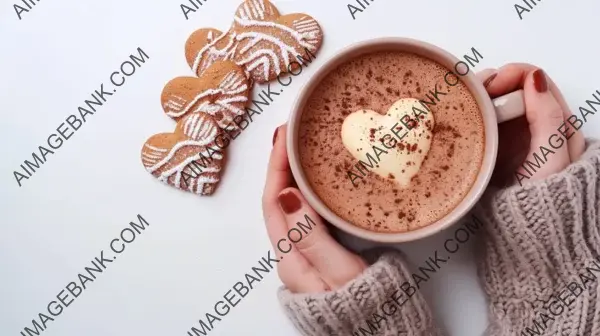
477, 64, 586, 187
261, 124, 366, 294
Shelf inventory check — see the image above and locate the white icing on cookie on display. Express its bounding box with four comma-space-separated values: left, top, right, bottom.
160, 149, 222, 187
141, 151, 163, 166
147, 140, 220, 175
179, 169, 220, 195
144, 144, 168, 153
142, 117, 224, 197
164, 88, 221, 118
163, 70, 249, 130
188, 0, 322, 82
191, 31, 230, 75
180, 113, 219, 141
236, 0, 277, 21
292, 16, 321, 45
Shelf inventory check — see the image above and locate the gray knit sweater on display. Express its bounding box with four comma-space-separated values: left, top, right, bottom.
278, 140, 600, 336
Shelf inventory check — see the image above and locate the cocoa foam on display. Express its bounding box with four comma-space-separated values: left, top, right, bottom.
298, 51, 485, 233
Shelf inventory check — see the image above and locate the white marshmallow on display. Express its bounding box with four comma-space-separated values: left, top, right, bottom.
341, 98, 435, 187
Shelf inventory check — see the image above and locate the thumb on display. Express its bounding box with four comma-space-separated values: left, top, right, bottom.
277, 188, 367, 289
518, 69, 571, 183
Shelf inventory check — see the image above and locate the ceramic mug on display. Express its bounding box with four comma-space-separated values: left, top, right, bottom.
286, 37, 525, 243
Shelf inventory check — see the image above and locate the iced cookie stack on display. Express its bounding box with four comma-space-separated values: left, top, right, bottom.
140, 0, 323, 196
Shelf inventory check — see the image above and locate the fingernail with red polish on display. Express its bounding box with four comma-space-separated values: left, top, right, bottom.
533, 69, 548, 93
272, 127, 279, 146
483, 73, 498, 88
278, 191, 301, 214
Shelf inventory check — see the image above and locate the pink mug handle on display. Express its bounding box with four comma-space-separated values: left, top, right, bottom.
492, 89, 526, 123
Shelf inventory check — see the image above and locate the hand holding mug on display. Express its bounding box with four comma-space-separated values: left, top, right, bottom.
478, 64, 585, 186
262, 125, 366, 293
262, 64, 586, 294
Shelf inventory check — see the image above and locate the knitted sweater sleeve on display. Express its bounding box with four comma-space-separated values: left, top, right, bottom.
277, 250, 443, 336
476, 139, 600, 336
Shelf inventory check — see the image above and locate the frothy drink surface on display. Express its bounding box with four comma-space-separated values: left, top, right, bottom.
298, 51, 485, 233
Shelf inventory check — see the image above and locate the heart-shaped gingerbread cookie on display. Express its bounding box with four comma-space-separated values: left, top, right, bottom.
161, 61, 250, 132
185, 0, 323, 83
141, 113, 225, 196
341, 98, 435, 187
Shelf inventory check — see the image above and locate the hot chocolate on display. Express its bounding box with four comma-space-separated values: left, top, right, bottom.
298, 51, 485, 233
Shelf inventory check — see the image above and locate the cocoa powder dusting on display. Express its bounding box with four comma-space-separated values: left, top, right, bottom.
296, 51, 484, 234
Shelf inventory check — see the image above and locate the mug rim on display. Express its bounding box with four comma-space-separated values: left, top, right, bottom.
286, 37, 498, 243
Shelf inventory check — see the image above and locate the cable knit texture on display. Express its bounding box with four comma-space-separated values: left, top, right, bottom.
278, 250, 443, 336
476, 139, 600, 336
278, 140, 600, 336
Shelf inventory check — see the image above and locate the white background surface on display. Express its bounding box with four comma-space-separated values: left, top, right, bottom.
2, 0, 600, 335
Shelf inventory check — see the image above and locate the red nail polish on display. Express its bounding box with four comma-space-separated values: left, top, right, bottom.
272, 127, 279, 146
483, 73, 498, 88
533, 69, 548, 93
278, 191, 301, 214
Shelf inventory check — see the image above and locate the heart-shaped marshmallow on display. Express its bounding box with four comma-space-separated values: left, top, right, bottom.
341, 98, 435, 187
